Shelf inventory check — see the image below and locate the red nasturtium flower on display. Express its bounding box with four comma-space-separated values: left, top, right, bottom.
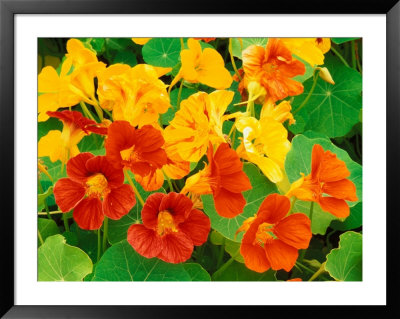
53, 153, 136, 230
105, 121, 167, 180
127, 192, 211, 264
181, 143, 252, 218
242, 38, 305, 102
286, 144, 358, 218
237, 194, 312, 273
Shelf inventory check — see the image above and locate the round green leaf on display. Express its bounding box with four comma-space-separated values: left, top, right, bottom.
142, 38, 181, 67
231, 38, 268, 59
92, 240, 191, 281
212, 260, 276, 281
325, 231, 362, 281
112, 51, 137, 67
182, 263, 211, 281
38, 218, 60, 247
38, 234, 93, 281
70, 223, 99, 263
291, 55, 362, 137
330, 202, 362, 231
202, 163, 277, 242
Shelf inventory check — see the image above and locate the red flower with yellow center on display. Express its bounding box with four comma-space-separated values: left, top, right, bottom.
181, 143, 252, 218
286, 144, 358, 218
238, 194, 311, 273
105, 121, 167, 178
127, 192, 211, 264
242, 38, 305, 103
53, 153, 136, 230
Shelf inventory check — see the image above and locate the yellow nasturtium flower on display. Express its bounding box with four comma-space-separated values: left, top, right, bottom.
97, 64, 171, 128
236, 116, 291, 183
260, 99, 295, 125
170, 38, 233, 90
280, 38, 331, 66
132, 38, 151, 45
164, 90, 243, 162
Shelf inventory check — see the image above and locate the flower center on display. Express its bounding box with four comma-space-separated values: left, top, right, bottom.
120, 146, 142, 164
86, 173, 110, 198
157, 210, 178, 236
254, 222, 276, 247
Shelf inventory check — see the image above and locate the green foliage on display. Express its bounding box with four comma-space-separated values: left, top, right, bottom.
183, 263, 211, 281
92, 240, 192, 281
293, 55, 314, 83
291, 55, 362, 137
231, 38, 269, 59
330, 202, 362, 231
142, 38, 181, 67
325, 231, 362, 281
212, 260, 276, 281
161, 87, 197, 125
37, 218, 60, 247
38, 186, 53, 210
202, 163, 277, 242
38, 234, 93, 281
112, 51, 137, 67
332, 38, 360, 44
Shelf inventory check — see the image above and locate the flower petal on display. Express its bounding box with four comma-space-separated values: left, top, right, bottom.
103, 184, 136, 220
53, 178, 85, 212
257, 194, 290, 224
85, 155, 124, 188
318, 197, 350, 218
214, 188, 246, 218
322, 179, 358, 202
274, 213, 312, 249
159, 192, 193, 225
264, 239, 298, 272
141, 193, 165, 230
66, 152, 94, 183
73, 197, 104, 230
179, 209, 210, 246
127, 224, 163, 259
158, 232, 194, 264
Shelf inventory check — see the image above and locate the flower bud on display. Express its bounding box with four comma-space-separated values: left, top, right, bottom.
317, 67, 335, 85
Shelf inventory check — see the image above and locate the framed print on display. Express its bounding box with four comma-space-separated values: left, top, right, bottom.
1, 0, 399, 317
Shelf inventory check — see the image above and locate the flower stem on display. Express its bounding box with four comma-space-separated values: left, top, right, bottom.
295, 261, 315, 275
97, 229, 101, 263
102, 217, 108, 254
176, 80, 184, 109
63, 213, 70, 232
80, 101, 96, 121
162, 170, 174, 192
38, 180, 52, 220
212, 253, 237, 280
38, 230, 44, 245
180, 38, 185, 50
309, 202, 314, 223
216, 238, 225, 269
293, 70, 319, 116
229, 38, 242, 81
308, 262, 326, 281
331, 45, 350, 68
124, 169, 145, 206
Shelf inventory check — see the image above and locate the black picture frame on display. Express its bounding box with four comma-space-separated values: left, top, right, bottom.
1, 0, 398, 317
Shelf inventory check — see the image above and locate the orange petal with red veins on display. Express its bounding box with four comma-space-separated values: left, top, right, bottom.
274, 213, 312, 250
127, 224, 163, 259
264, 239, 298, 272
140, 148, 168, 169
318, 197, 350, 218
220, 171, 252, 193
257, 194, 290, 224
135, 125, 166, 153
135, 169, 164, 192
158, 232, 194, 264
179, 209, 210, 246
105, 121, 136, 168
322, 179, 358, 201
318, 150, 350, 182
213, 143, 244, 175
213, 188, 246, 218
103, 184, 136, 220
66, 152, 94, 183
141, 193, 165, 229
159, 192, 193, 225
53, 178, 85, 212
311, 144, 324, 179
241, 242, 271, 273
85, 156, 124, 187
73, 197, 104, 230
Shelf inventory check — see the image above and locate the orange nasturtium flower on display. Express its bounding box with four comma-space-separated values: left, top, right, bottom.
181, 143, 252, 218
193, 38, 216, 43
38, 110, 107, 164
127, 192, 211, 264
281, 38, 331, 66
242, 38, 305, 103
237, 194, 312, 273
286, 144, 358, 218
53, 153, 136, 230
164, 90, 244, 163
170, 38, 232, 90
105, 121, 168, 182
235, 116, 291, 183
97, 64, 171, 128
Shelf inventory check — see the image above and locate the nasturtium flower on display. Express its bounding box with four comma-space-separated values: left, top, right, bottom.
260, 99, 295, 125
237, 194, 311, 273
127, 192, 211, 264
105, 121, 168, 181
286, 144, 358, 218
170, 38, 232, 90
53, 153, 136, 230
194, 38, 216, 43
164, 90, 243, 162
242, 38, 305, 103
131, 38, 152, 45
97, 64, 171, 128
281, 38, 331, 66
38, 110, 107, 164
236, 116, 291, 183
181, 143, 252, 218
